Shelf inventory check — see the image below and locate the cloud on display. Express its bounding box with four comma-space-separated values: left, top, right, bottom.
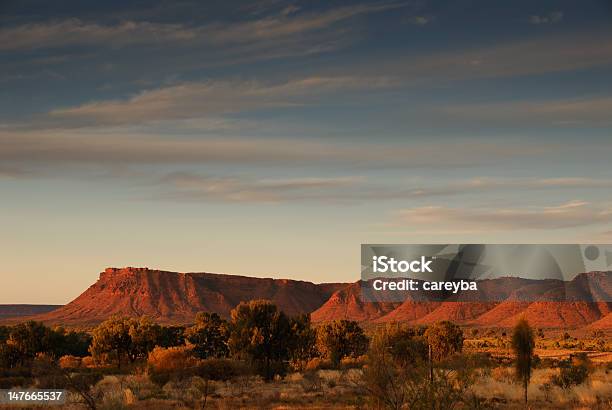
0, 127, 566, 169
409, 16, 432, 26
529, 11, 564, 25
0, 166, 35, 179
46, 76, 396, 126
347, 29, 612, 83
204, 2, 406, 45
396, 201, 612, 232
158, 172, 364, 203
398, 178, 612, 199
158, 174, 612, 204
0, 20, 199, 51
443, 96, 612, 125
0, 3, 406, 52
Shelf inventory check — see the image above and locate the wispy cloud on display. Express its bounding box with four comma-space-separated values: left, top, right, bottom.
408, 16, 432, 26
0, 20, 199, 51
0, 166, 35, 179
443, 96, 612, 125
0, 3, 406, 52
351, 29, 612, 83
157, 175, 612, 204
529, 11, 564, 25
46, 76, 396, 126
158, 172, 364, 203
396, 201, 612, 232
0, 128, 567, 169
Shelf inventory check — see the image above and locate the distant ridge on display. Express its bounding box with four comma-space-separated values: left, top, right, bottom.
17, 268, 612, 329
0, 305, 62, 319
28, 267, 346, 325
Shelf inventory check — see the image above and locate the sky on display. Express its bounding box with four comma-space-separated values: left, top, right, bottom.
1, 0, 612, 304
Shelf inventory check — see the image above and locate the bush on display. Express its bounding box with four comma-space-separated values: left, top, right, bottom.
304, 357, 332, 371
59, 355, 82, 369
147, 346, 199, 385
147, 346, 197, 373
195, 358, 250, 381
0, 376, 32, 388
552, 353, 590, 388
424, 321, 464, 362
81, 356, 96, 368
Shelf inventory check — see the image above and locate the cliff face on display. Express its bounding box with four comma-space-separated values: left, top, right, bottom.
33, 267, 346, 325
28, 268, 612, 329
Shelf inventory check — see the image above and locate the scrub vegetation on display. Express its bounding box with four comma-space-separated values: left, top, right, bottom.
0, 302, 610, 409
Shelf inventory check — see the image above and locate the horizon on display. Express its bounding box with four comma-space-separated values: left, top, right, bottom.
5, 265, 611, 306
2, 0, 612, 304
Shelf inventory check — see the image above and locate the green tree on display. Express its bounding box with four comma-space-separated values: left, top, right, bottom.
157, 325, 185, 347
0, 326, 10, 343
7, 321, 61, 364
316, 320, 368, 367
228, 300, 292, 380
128, 316, 162, 362
424, 321, 464, 362
89, 316, 132, 368
52, 327, 92, 357
0, 342, 21, 369
512, 317, 534, 403
185, 312, 229, 359
364, 324, 478, 409
90, 316, 162, 367
378, 323, 428, 368
287, 313, 317, 370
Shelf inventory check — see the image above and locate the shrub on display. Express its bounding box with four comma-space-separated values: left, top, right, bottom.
304, 357, 332, 371
147, 346, 197, 373
363, 332, 478, 409
147, 346, 198, 385
386, 325, 428, 367
59, 355, 82, 369
195, 358, 249, 381
552, 353, 590, 388
0, 376, 31, 388
424, 321, 464, 362
81, 356, 96, 368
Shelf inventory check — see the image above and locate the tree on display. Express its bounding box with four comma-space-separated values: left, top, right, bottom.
316, 320, 368, 367
0, 326, 10, 343
53, 327, 92, 357
157, 325, 185, 348
7, 321, 61, 364
128, 316, 162, 362
0, 342, 21, 369
90, 316, 163, 367
89, 316, 132, 368
378, 323, 428, 368
185, 312, 229, 359
424, 321, 464, 362
512, 317, 534, 403
287, 313, 317, 370
363, 324, 478, 410
228, 300, 292, 380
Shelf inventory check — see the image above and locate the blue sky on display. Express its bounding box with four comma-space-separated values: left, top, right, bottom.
1, 0, 612, 303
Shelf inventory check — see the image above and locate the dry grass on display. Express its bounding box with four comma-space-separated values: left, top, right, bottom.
472, 367, 612, 408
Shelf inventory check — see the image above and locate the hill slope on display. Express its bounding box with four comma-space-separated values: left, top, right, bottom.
31, 267, 345, 325
19, 268, 612, 329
